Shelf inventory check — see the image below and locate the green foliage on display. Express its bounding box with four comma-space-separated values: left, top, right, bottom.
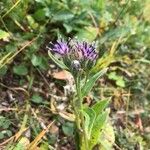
31, 94, 43, 104
0, 116, 11, 129
31, 54, 48, 70
76, 27, 98, 42
0, 29, 10, 40
99, 123, 115, 150
83, 107, 96, 140
108, 71, 125, 87
83, 100, 109, 149
0, 116, 12, 140
92, 99, 109, 117
48, 51, 69, 70
13, 64, 28, 76
115, 128, 146, 150
31, 54, 41, 67
81, 68, 108, 98
62, 122, 74, 137
89, 111, 109, 149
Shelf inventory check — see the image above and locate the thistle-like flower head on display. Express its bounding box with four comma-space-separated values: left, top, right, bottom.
47, 38, 98, 75
76, 41, 98, 61
48, 39, 70, 55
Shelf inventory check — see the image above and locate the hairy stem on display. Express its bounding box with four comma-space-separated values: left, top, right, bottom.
75, 76, 89, 150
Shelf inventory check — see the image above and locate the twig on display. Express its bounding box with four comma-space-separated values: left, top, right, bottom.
0, 82, 29, 97
0, 108, 18, 112
36, 68, 51, 89
114, 0, 130, 24
125, 89, 130, 128
88, 12, 98, 28
27, 120, 55, 150
0, 37, 38, 69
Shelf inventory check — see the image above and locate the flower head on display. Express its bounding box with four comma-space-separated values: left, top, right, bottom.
47, 38, 98, 74
48, 39, 70, 55
76, 41, 98, 61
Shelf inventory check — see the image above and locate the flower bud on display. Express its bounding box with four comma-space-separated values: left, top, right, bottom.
71, 60, 81, 71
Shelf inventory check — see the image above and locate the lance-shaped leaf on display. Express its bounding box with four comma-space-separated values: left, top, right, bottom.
48, 51, 69, 70
82, 108, 96, 140
89, 110, 109, 149
83, 100, 109, 142
92, 99, 109, 117
81, 68, 108, 97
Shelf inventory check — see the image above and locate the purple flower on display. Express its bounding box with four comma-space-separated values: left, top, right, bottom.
76, 41, 98, 61
48, 39, 70, 55
47, 39, 98, 72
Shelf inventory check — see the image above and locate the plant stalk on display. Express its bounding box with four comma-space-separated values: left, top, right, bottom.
75, 75, 89, 150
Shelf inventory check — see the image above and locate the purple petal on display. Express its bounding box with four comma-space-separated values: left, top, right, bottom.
76, 41, 98, 61
50, 39, 70, 55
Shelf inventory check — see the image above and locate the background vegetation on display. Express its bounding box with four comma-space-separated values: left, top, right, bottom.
0, 0, 150, 149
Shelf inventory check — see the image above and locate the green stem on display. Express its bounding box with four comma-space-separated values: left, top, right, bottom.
85, 71, 89, 85
72, 96, 80, 130
75, 75, 89, 150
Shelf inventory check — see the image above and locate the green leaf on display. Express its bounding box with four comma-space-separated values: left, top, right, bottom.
31, 55, 48, 70
83, 100, 109, 148
52, 10, 74, 22
82, 110, 90, 137
0, 29, 10, 40
48, 51, 68, 70
31, 94, 43, 104
31, 54, 42, 66
92, 100, 109, 117
108, 72, 125, 87
82, 108, 96, 139
34, 8, 46, 21
81, 68, 107, 97
0, 133, 4, 140
62, 122, 74, 136
89, 110, 109, 149
99, 123, 115, 150
13, 137, 28, 150
63, 23, 73, 33
99, 27, 130, 44
76, 27, 98, 42
137, 59, 150, 64
39, 56, 49, 70
95, 0, 105, 11
5, 43, 17, 52
0, 116, 11, 129
116, 78, 125, 87
5, 130, 12, 137
35, 0, 46, 5
108, 72, 118, 80
26, 15, 39, 29
40, 143, 49, 150
83, 100, 109, 145
13, 65, 28, 76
